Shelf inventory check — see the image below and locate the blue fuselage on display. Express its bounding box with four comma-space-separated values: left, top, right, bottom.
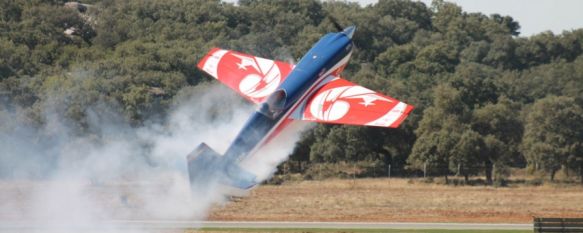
223, 28, 354, 162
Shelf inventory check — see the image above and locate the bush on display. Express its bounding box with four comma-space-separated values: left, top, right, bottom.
526, 178, 544, 186
493, 179, 508, 187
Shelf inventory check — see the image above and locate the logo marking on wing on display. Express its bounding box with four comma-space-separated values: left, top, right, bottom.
309, 86, 392, 121
232, 54, 281, 99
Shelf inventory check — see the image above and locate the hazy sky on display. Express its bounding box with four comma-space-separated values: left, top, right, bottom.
223, 0, 583, 37
359, 0, 583, 37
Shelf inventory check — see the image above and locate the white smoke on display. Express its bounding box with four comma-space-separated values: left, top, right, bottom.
240, 120, 310, 182
0, 80, 306, 231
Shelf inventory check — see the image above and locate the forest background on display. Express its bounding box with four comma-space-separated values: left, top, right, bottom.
1, 0, 583, 186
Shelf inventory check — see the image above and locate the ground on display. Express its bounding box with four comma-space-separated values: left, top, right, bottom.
1, 177, 581, 230
189, 230, 529, 233
208, 178, 583, 223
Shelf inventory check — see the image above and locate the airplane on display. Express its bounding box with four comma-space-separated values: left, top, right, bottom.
188, 26, 413, 191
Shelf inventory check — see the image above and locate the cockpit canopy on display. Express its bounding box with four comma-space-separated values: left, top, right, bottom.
258, 89, 287, 119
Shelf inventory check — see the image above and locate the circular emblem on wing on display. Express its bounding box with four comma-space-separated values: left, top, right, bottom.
310, 86, 351, 121
232, 54, 281, 99
238, 74, 263, 95
309, 85, 393, 123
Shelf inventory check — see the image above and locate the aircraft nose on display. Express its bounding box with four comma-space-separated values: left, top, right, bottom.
342, 26, 356, 39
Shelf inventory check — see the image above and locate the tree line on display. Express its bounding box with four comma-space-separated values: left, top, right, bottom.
1, 0, 582, 184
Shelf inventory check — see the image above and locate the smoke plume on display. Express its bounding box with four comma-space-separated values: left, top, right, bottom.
0, 79, 305, 231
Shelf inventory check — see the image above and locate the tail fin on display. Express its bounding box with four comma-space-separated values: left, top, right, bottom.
187, 143, 257, 190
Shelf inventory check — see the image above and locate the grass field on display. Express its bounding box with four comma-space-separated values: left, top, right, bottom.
209, 178, 583, 223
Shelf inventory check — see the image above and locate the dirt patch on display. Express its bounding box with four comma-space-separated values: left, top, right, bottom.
208, 178, 583, 223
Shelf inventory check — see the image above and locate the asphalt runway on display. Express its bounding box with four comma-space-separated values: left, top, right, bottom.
0, 220, 532, 231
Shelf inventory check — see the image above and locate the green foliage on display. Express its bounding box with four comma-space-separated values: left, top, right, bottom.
2, 0, 583, 183
522, 96, 583, 181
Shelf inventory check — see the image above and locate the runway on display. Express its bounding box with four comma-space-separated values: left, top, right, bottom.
0, 220, 532, 230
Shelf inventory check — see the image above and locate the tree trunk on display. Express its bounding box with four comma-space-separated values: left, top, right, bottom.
565, 166, 570, 177
464, 174, 469, 183
444, 174, 449, 184
579, 163, 583, 185
382, 154, 392, 177
485, 160, 493, 185
550, 169, 556, 181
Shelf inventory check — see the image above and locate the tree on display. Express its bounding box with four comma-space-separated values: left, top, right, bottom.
409, 124, 460, 183
450, 129, 484, 182
409, 85, 468, 182
471, 98, 523, 183
289, 128, 315, 172
522, 96, 583, 181
3, 0, 583, 183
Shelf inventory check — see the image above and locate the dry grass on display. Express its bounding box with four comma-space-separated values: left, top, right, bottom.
2, 178, 582, 224
208, 178, 583, 223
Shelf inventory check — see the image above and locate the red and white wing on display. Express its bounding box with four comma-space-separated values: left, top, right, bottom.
294, 77, 414, 128
197, 48, 294, 104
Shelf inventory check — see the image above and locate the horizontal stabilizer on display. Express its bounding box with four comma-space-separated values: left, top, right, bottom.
187, 143, 257, 191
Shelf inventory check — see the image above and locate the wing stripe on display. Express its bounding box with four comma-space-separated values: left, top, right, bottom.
389, 104, 414, 128
366, 102, 407, 127
198, 49, 228, 79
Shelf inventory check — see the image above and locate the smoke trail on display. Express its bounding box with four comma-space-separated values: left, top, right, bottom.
0, 79, 292, 230
240, 120, 310, 182
0, 48, 311, 232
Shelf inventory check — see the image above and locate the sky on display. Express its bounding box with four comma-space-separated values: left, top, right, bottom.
358, 0, 583, 37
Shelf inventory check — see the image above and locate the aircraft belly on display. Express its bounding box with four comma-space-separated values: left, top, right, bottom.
223, 111, 278, 161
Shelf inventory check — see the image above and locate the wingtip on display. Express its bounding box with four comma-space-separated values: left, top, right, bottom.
389, 104, 414, 128
197, 47, 222, 70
